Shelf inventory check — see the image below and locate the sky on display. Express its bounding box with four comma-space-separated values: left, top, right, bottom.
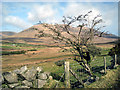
0, 1, 119, 36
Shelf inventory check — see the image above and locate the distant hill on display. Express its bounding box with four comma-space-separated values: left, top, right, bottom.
102, 34, 118, 39
0, 31, 16, 37
2, 24, 118, 45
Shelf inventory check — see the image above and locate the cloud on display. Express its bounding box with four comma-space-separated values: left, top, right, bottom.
64, 3, 96, 16
63, 3, 103, 27
63, 2, 118, 27
4, 16, 32, 29
27, 4, 56, 23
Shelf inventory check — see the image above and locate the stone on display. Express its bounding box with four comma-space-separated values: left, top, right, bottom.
38, 73, 47, 80
33, 79, 47, 88
13, 69, 21, 74
44, 72, 50, 77
37, 79, 47, 88
78, 85, 83, 88
16, 85, 30, 88
87, 76, 95, 83
20, 66, 28, 74
84, 81, 90, 85
90, 77, 94, 80
100, 70, 105, 73
32, 79, 38, 88
49, 76, 53, 80
17, 73, 26, 81
22, 67, 37, 81
36, 67, 43, 73
95, 77, 100, 81
13, 66, 27, 75
8, 83, 19, 88
1, 75, 4, 84
3, 72, 18, 83
22, 80, 33, 87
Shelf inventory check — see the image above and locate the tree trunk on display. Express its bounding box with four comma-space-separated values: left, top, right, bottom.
84, 63, 92, 76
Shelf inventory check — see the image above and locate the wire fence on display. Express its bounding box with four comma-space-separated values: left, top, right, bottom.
53, 54, 117, 88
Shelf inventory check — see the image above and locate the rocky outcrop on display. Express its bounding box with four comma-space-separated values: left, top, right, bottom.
2, 66, 50, 88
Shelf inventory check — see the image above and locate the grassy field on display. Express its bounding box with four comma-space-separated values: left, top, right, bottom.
1, 41, 120, 88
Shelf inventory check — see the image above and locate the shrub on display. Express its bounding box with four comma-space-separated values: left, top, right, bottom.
1, 50, 26, 55
50, 72, 64, 82
87, 45, 101, 58
108, 42, 120, 56
108, 40, 120, 65
55, 60, 65, 66
27, 49, 37, 51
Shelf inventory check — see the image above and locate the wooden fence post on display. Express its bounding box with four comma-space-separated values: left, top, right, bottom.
104, 57, 107, 74
64, 61, 70, 88
114, 54, 117, 67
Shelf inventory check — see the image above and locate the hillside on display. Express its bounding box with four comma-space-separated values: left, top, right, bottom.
2, 24, 118, 45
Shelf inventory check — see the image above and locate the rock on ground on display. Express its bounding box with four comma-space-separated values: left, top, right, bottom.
16, 85, 30, 88
22, 80, 33, 87
44, 72, 50, 78
13, 69, 21, 74
49, 76, 53, 80
37, 79, 47, 88
1, 75, 4, 83
95, 76, 100, 81
3, 72, 18, 83
38, 73, 47, 80
20, 66, 28, 74
22, 67, 37, 81
36, 67, 43, 73
8, 83, 19, 88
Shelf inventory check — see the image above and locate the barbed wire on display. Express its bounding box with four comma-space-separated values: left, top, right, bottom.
55, 73, 65, 88
53, 55, 113, 88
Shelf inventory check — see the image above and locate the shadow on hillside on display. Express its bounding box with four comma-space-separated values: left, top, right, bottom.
2, 37, 37, 40
94, 41, 117, 45
2, 37, 44, 43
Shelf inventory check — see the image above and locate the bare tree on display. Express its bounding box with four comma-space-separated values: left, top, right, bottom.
35, 11, 105, 76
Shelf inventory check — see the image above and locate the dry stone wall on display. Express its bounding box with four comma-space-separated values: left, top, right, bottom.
1, 66, 50, 88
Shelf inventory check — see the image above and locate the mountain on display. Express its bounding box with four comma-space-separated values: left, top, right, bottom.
2, 24, 118, 45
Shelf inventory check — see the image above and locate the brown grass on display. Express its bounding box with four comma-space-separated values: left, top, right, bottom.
2, 47, 72, 72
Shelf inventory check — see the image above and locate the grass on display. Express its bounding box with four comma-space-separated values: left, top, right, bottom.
23, 54, 73, 61
2, 42, 120, 88
2, 42, 62, 52
86, 66, 120, 88
1, 45, 20, 49
2, 42, 59, 48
